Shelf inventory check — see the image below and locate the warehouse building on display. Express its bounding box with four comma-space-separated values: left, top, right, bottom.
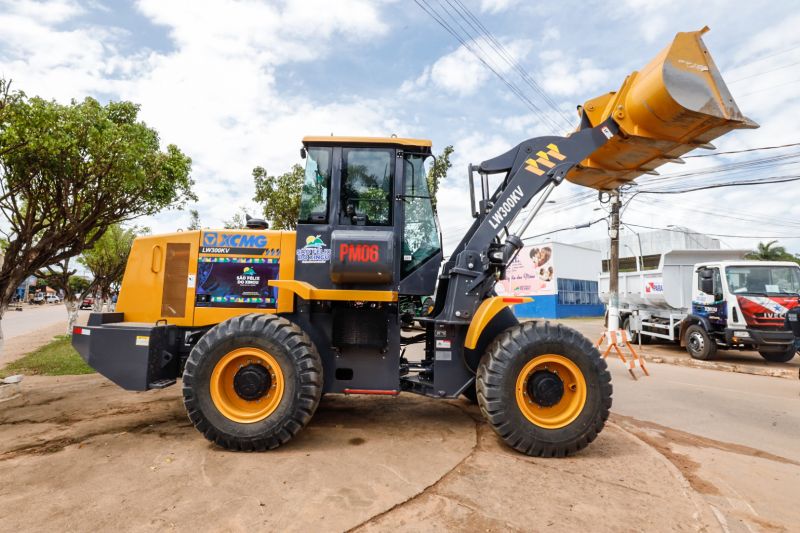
496, 242, 604, 318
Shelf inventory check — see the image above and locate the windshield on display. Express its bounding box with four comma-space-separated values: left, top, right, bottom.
725, 265, 800, 296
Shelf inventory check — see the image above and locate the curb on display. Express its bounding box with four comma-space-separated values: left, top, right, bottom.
608, 421, 721, 532
648, 354, 799, 380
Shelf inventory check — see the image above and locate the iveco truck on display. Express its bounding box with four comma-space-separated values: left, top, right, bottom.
599, 250, 800, 362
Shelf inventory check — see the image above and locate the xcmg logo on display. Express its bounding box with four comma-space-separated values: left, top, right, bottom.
202, 232, 267, 248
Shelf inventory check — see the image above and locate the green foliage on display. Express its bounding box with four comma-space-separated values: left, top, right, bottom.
186, 208, 201, 230
223, 209, 247, 229
79, 224, 139, 297
1, 336, 94, 377
0, 79, 194, 313
252, 164, 304, 230
68, 275, 91, 296
427, 145, 453, 211
746, 240, 800, 264
249, 144, 453, 228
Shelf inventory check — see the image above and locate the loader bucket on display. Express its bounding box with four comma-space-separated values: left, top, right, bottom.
567, 27, 758, 190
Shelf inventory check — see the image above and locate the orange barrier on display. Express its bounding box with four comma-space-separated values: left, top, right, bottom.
596, 330, 649, 380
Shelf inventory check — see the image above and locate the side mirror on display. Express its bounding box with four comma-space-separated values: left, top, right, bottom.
300, 147, 306, 159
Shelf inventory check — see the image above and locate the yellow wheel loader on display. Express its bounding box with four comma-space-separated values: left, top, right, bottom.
73, 29, 755, 456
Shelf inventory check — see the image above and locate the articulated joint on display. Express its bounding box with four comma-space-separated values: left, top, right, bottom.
488, 235, 523, 266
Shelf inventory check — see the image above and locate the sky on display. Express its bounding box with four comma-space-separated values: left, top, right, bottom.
2, 0, 799, 255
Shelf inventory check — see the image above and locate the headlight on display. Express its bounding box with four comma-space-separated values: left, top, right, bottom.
734, 330, 750, 338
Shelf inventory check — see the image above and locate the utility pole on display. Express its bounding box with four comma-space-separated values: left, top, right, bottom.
608, 189, 621, 332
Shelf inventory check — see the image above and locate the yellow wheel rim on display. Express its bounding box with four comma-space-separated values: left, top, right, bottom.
515, 354, 587, 429
210, 347, 284, 424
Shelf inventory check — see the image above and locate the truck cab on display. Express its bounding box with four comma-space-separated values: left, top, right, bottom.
689, 261, 800, 361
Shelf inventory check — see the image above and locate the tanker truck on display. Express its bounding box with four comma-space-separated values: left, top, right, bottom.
599, 250, 800, 362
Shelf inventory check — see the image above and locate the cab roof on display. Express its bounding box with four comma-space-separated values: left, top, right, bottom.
302, 136, 432, 150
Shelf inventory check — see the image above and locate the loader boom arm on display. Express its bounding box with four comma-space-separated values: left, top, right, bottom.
434, 118, 620, 325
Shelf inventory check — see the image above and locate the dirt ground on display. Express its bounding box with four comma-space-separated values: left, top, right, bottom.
1, 374, 719, 532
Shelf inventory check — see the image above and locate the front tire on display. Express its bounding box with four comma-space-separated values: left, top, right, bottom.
182, 313, 323, 451
685, 324, 717, 360
758, 346, 796, 363
477, 322, 612, 457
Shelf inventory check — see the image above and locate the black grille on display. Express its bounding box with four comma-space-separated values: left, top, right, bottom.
787, 307, 800, 336
332, 306, 387, 347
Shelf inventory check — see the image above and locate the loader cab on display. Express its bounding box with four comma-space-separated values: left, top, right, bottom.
296, 137, 443, 296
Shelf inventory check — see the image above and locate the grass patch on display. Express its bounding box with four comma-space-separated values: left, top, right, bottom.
1, 335, 95, 377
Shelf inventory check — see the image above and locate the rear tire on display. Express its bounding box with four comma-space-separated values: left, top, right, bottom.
623, 316, 649, 345
477, 322, 612, 457
182, 313, 323, 451
685, 324, 717, 360
758, 346, 796, 363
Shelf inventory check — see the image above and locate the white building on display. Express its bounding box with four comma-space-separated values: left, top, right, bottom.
496, 242, 604, 318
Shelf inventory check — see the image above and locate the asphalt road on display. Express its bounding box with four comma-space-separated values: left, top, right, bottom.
608, 360, 800, 462
1, 304, 73, 339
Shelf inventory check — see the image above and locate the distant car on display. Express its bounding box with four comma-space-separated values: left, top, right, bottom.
46, 294, 61, 304
32, 293, 45, 305
80, 297, 94, 310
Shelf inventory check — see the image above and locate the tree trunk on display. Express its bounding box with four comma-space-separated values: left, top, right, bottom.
65, 300, 79, 335
0, 307, 5, 357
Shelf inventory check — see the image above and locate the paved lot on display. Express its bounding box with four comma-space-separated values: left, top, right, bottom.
2, 304, 72, 339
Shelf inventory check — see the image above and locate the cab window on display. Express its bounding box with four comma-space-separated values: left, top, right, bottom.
340, 148, 393, 226
299, 147, 332, 224
402, 154, 441, 277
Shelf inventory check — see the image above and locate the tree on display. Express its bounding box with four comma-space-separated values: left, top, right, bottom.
250, 145, 454, 229
36, 258, 94, 334
427, 145, 453, 211
0, 80, 194, 349
746, 240, 800, 264
252, 164, 304, 230
79, 225, 140, 311
186, 209, 202, 230
223, 207, 248, 229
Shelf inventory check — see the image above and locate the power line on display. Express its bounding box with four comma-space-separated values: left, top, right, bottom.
414, 0, 566, 132
637, 174, 800, 194
730, 58, 800, 84
683, 141, 800, 158
623, 222, 800, 240
738, 77, 800, 97
445, 0, 574, 129
730, 42, 800, 70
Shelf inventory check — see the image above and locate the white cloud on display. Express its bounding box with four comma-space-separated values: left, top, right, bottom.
1, 0, 400, 232
405, 37, 533, 97
479, 0, 519, 14
1, 0, 84, 24
538, 53, 614, 97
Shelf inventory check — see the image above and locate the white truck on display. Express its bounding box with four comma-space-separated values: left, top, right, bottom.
599, 250, 800, 362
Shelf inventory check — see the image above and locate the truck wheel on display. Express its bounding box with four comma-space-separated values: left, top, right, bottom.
758, 346, 796, 363
623, 317, 649, 345
685, 324, 717, 360
476, 322, 612, 457
182, 314, 323, 451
